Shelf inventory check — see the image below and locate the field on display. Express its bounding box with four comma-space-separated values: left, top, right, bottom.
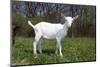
12, 36, 96, 66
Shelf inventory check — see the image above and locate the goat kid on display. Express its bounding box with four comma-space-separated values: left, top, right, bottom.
28, 15, 79, 57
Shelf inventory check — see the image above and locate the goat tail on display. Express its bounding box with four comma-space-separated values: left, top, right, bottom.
28, 20, 35, 29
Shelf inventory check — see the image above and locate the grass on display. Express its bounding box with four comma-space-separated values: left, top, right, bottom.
12, 36, 96, 66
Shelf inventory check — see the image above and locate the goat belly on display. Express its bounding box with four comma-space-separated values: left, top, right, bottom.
42, 28, 58, 39
43, 35, 56, 39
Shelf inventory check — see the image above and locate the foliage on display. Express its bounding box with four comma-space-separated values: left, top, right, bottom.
12, 12, 46, 36
70, 6, 96, 37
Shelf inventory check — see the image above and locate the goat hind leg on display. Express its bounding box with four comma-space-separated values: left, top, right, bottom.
55, 43, 59, 55
33, 34, 42, 55
38, 37, 43, 54
33, 41, 37, 55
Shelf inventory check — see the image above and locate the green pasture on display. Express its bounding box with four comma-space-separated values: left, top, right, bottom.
12, 37, 96, 65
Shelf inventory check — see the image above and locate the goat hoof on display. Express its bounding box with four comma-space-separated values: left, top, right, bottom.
40, 52, 42, 54
56, 54, 59, 56
34, 56, 37, 58
60, 55, 63, 58
34, 55, 38, 58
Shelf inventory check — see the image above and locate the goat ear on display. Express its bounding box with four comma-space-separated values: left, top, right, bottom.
73, 15, 79, 20
61, 13, 65, 17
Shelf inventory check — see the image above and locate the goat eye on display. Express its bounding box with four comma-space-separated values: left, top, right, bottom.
65, 20, 67, 21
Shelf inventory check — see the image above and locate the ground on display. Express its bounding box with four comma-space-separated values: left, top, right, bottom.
12, 36, 96, 66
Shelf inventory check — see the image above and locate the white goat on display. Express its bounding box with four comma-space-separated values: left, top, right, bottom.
28, 14, 79, 56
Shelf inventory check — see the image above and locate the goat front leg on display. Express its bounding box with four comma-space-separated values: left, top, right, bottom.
57, 39, 63, 57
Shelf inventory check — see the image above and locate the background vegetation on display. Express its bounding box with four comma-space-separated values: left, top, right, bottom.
12, 1, 96, 37
11, 1, 96, 66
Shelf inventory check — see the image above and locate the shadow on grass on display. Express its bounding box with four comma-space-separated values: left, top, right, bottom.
24, 48, 55, 56
42, 49, 55, 55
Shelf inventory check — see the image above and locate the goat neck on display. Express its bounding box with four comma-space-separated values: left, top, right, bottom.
63, 22, 69, 30
62, 22, 68, 34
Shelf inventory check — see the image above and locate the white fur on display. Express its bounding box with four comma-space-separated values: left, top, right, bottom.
28, 15, 78, 56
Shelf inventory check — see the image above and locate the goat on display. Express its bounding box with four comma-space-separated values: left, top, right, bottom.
28, 14, 79, 57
